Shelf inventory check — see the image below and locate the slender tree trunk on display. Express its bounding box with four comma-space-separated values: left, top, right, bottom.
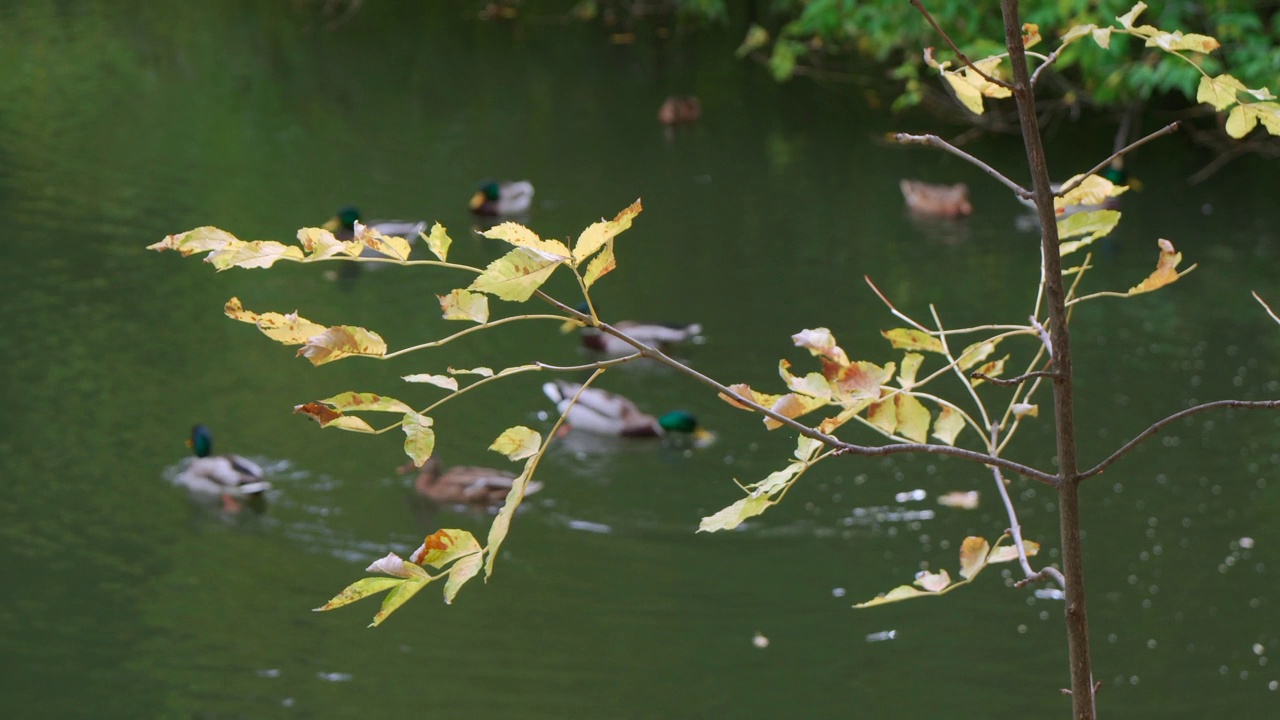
998, 1, 1095, 717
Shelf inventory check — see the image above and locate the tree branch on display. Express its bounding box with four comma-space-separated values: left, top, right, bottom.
1254, 291, 1280, 325
909, 0, 1013, 89
894, 133, 1031, 199
1055, 122, 1181, 197
1080, 399, 1280, 481
1028, 42, 1069, 88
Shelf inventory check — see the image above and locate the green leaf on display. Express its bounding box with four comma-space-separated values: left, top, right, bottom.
698, 496, 770, 533
894, 394, 931, 443
958, 536, 990, 580
314, 576, 405, 612
224, 297, 328, 345
489, 426, 542, 461
443, 552, 484, 604
736, 23, 769, 58
297, 326, 388, 365
438, 289, 490, 323
402, 373, 459, 391
572, 199, 642, 264
881, 328, 944, 353
1058, 210, 1121, 254
402, 412, 435, 467
480, 222, 571, 259
424, 222, 452, 262
931, 405, 965, 445
467, 247, 565, 302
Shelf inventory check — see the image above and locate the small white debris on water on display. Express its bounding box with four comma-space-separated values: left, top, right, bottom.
831, 587, 846, 598
317, 672, 353, 682
1034, 588, 1065, 601
752, 632, 769, 649
865, 630, 896, 643
894, 489, 926, 503
1239, 537, 1255, 549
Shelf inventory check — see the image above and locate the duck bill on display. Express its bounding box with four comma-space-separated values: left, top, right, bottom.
692, 427, 717, 447
468, 191, 486, 211
321, 216, 341, 231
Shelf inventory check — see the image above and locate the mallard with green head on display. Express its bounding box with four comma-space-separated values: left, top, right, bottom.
322, 206, 427, 257
469, 180, 534, 216
542, 379, 714, 444
175, 425, 270, 508
401, 455, 543, 507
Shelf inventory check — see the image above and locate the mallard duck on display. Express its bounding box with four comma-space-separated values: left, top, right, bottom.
469, 180, 534, 216
322, 206, 427, 257
542, 379, 714, 443
562, 302, 702, 355
175, 425, 270, 507
401, 456, 543, 506
900, 180, 973, 218
658, 95, 702, 126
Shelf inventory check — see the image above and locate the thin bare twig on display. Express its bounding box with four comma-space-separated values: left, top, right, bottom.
909, 0, 1013, 89
1254, 291, 1280, 325
1029, 43, 1069, 88
971, 369, 1056, 386
1080, 399, 1280, 481
1056, 122, 1181, 197
894, 133, 1030, 199
1015, 567, 1068, 589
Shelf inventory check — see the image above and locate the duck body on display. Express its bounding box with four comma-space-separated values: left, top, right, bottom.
175, 425, 270, 499
581, 321, 703, 355
900, 180, 973, 218
541, 380, 710, 442
407, 456, 543, 506
323, 206, 426, 259
470, 180, 534, 216
658, 95, 702, 126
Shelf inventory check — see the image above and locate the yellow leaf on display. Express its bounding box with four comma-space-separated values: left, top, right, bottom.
224, 298, 328, 345
481, 222, 571, 259
1060, 24, 1096, 45
447, 366, 494, 377
881, 328, 944, 353
794, 436, 822, 462
573, 199, 642, 263
898, 353, 924, 388
937, 491, 980, 509
468, 247, 565, 302
147, 226, 240, 256
931, 405, 965, 445
853, 584, 932, 608
1012, 403, 1038, 418
489, 425, 542, 461
1022, 23, 1041, 49
320, 392, 413, 414
867, 395, 897, 435
1092, 27, 1112, 49
354, 223, 412, 262
1144, 30, 1219, 53
969, 354, 1009, 387
298, 227, 361, 260
438, 289, 490, 323
914, 569, 952, 592
485, 460, 539, 579
764, 393, 829, 430
1127, 239, 1190, 295
206, 240, 305, 270
402, 374, 459, 391
293, 402, 376, 432
959, 536, 991, 580
826, 361, 896, 402
1117, 2, 1147, 29
1054, 174, 1129, 215
817, 402, 870, 434
957, 338, 1000, 371
698, 496, 771, 532
443, 552, 483, 604
791, 328, 849, 364
582, 238, 616, 287
719, 383, 785, 412
313, 577, 404, 612
1197, 74, 1247, 111
423, 222, 452, 262
894, 394, 931, 443
1058, 209, 1121, 249
297, 326, 388, 365
941, 56, 1011, 115
402, 412, 435, 467
1225, 101, 1280, 138
779, 360, 833, 400
988, 540, 1041, 564
411, 528, 483, 569
370, 576, 429, 627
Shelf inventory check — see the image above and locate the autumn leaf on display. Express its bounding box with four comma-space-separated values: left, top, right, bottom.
319, 392, 413, 414
719, 383, 784, 412
894, 394, 931, 443
898, 353, 924, 388
867, 395, 897, 435
970, 355, 1009, 387
957, 339, 1000, 371
298, 227, 361, 260
853, 584, 933, 608
314, 577, 405, 612
481, 222, 571, 259
959, 536, 991, 579
914, 569, 952, 592
698, 496, 770, 532
224, 297, 328, 345
1143, 30, 1219, 53
354, 222, 412, 262
881, 328, 944, 353
1058, 210, 1121, 255
573, 199, 642, 263
402, 412, 435, 467
791, 328, 849, 365
1127, 239, 1192, 295
206, 240, 306, 270
941, 56, 1011, 115
779, 360, 833, 400
489, 426, 542, 461
411, 528, 483, 569
1197, 74, 1248, 111
297, 326, 388, 365
423, 223, 452, 261
365, 552, 429, 580
1055, 174, 1129, 215
370, 577, 429, 626
931, 405, 965, 445
402, 373, 459, 391
438, 289, 490, 323
485, 454, 541, 579
468, 246, 565, 302
582, 239, 617, 287
443, 553, 484, 604
147, 226, 239, 256
988, 540, 1041, 564
826, 360, 895, 402
1225, 101, 1280, 138
937, 491, 980, 509
764, 392, 829, 430
293, 402, 375, 432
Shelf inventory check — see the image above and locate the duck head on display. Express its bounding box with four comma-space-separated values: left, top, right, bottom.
323, 206, 361, 233
469, 182, 500, 212
189, 424, 214, 458
658, 411, 716, 445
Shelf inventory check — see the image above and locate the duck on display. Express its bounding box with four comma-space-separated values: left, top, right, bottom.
899, 180, 973, 218
562, 303, 702, 355
175, 425, 271, 509
401, 456, 543, 506
321, 206, 427, 257
542, 379, 714, 443
658, 95, 702, 126
469, 180, 534, 216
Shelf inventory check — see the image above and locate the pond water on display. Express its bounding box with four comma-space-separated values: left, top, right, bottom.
1, 2, 1277, 718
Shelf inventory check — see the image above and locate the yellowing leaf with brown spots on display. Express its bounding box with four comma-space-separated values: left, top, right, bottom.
826, 360, 895, 402
957, 338, 1000, 371
297, 326, 388, 365
411, 528, 482, 569
148, 226, 240, 256
881, 328, 944, 353
489, 426, 542, 461
582, 239, 617, 287
292, 402, 375, 432
1022, 23, 1041, 49
959, 536, 991, 580
764, 393, 829, 430
931, 405, 965, 445
354, 223, 412, 262
1127, 239, 1192, 295
206, 240, 305, 270
1143, 30, 1219, 53
298, 227, 361, 260
970, 355, 1009, 387
438, 289, 490, 323
402, 412, 434, 467
224, 297, 328, 345
720, 383, 785, 412
867, 395, 897, 435
313, 577, 404, 613
320, 392, 413, 414
468, 247, 566, 302
894, 394, 931, 443
573, 199, 642, 264
481, 222, 570, 259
